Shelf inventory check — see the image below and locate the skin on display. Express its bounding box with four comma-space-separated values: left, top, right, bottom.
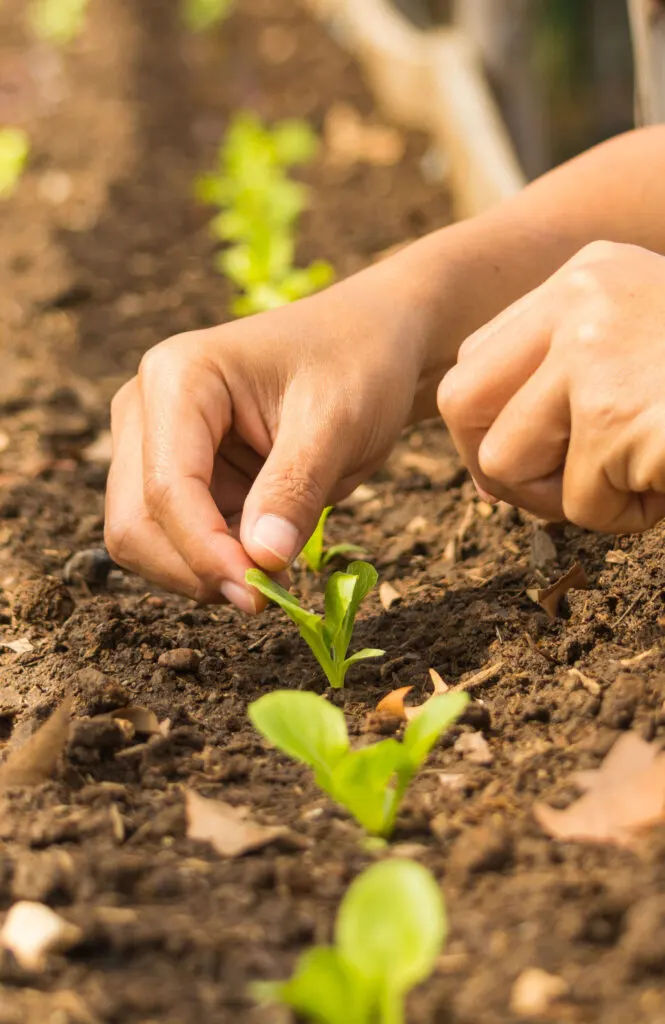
106, 126, 665, 611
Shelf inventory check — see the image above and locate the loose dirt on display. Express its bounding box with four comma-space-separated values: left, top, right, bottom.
2, 2, 665, 1022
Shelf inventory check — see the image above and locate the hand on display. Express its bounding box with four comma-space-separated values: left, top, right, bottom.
438, 241, 665, 533
105, 265, 436, 611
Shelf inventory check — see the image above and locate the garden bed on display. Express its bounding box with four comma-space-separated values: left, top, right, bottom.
2, 1, 665, 1023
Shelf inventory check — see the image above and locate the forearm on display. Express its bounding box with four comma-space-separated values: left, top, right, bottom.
378, 125, 665, 417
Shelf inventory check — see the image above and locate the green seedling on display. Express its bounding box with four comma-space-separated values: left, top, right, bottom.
245, 561, 384, 689
301, 506, 365, 572
182, 0, 234, 31
0, 129, 29, 199
196, 112, 334, 315
28, 0, 89, 44
249, 688, 469, 835
253, 857, 447, 1024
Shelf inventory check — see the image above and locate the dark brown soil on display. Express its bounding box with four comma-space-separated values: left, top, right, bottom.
2, 2, 665, 1023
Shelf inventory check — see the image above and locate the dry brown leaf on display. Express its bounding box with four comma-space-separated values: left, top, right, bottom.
110, 706, 160, 735
379, 581, 402, 611
0, 696, 72, 788
527, 561, 589, 618
376, 686, 413, 719
534, 732, 665, 848
185, 790, 287, 858
376, 669, 449, 722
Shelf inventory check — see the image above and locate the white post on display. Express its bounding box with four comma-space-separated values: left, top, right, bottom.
628, 0, 665, 123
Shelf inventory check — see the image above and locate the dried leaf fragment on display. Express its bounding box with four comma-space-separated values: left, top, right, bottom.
534, 732, 665, 848
527, 561, 589, 618
110, 706, 160, 735
376, 669, 449, 722
379, 581, 402, 611
0, 696, 72, 788
0, 637, 34, 655
185, 790, 288, 858
0, 901, 82, 970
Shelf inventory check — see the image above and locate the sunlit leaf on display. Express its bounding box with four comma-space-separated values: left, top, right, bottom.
249, 690, 349, 785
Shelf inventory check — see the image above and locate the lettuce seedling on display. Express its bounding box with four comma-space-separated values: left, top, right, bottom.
249, 688, 469, 835
245, 561, 384, 689
28, 0, 89, 44
301, 506, 365, 573
196, 112, 334, 316
253, 857, 447, 1024
0, 129, 29, 199
182, 0, 234, 31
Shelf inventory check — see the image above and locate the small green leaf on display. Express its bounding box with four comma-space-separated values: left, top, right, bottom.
301, 506, 333, 572
249, 691, 349, 783
0, 128, 29, 199
343, 648, 385, 670
324, 571, 360, 647
322, 542, 366, 566
336, 859, 446, 1004
402, 692, 470, 770
276, 947, 368, 1024
330, 740, 406, 835
272, 119, 318, 165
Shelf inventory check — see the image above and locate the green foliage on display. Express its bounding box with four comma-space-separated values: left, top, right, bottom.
182, 0, 234, 31
249, 688, 468, 835
0, 128, 29, 199
253, 858, 447, 1024
301, 506, 365, 573
28, 0, 89, 44
197, 112, 334, 316
245, 561, 383, 689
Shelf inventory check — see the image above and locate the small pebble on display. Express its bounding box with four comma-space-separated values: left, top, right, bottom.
157, 648, 202, 673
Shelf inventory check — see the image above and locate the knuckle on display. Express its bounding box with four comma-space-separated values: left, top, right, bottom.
104, 517, 136, 568
573, 239, 623, 266
143, 473, 173, 522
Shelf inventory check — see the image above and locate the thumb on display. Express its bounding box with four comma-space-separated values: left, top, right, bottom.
240, 396, 347, 572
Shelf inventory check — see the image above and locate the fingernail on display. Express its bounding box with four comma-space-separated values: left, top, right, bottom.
251, 514, 300, 565
220, 580, 257, 614
471, 476, 498, 504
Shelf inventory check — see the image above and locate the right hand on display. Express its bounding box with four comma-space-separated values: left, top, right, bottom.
105, 269, 434, 612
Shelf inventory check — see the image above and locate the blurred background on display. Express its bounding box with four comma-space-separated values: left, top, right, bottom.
393, 0, 635, 178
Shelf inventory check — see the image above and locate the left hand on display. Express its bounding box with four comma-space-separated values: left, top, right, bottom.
437, 241, 665, 533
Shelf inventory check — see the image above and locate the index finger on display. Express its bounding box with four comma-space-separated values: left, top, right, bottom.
138, 338, 259, 612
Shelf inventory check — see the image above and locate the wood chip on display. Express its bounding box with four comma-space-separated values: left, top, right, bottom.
527, 562, 589, 617
379, 581, 402, 610
451, 660, 503, 693
454, 732, 493, 765
0, 696, 72, 788
566, 667, 601, 697
110, 706, 161, 735
605, 550, 631, 565
534, 732, 665, 848
185, 790, 288, 858
0, 901, 82, 970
